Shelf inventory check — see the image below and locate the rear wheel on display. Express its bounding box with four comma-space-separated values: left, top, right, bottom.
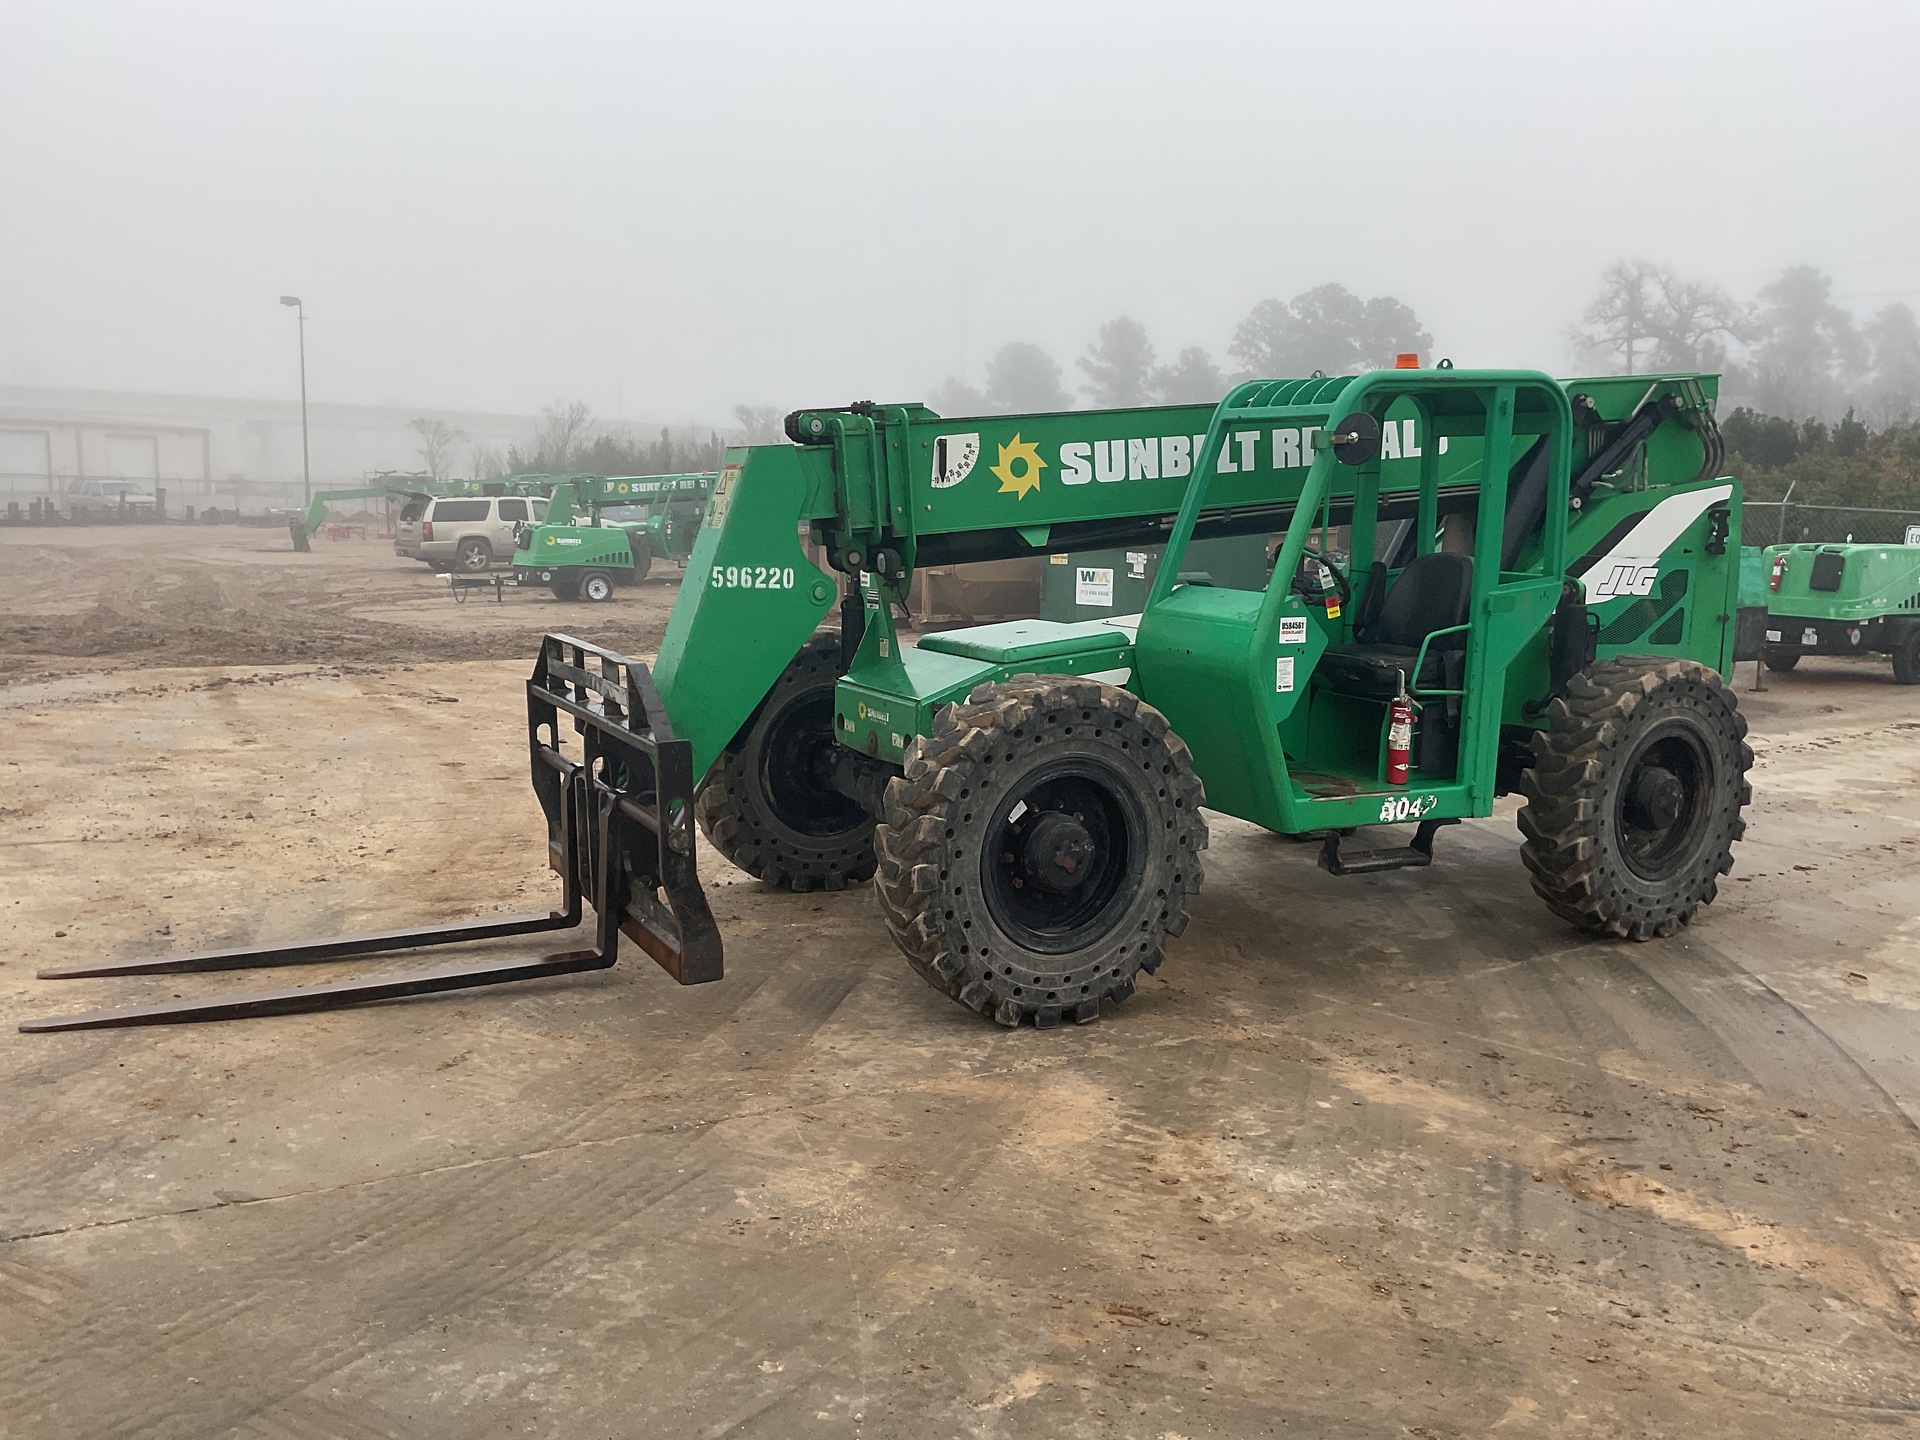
579, 570, 616, 603
1519, 656, 1751, 941
1891, 628, 1920, 685
875, 677, 1206, 1028
456, 537, 492, 572
695, 632, 877, 892
550, 578, 580, 601
629, 548, 654, 583
1762, 648, 1800, 673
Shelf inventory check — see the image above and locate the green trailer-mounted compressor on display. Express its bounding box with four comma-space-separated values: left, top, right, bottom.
1757, 541, 1920, 681
27, 368, 1754, 1034
512, 472, 718, 601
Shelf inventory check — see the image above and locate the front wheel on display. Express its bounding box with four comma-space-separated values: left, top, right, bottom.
876, 677, 1207, 1028
695, 632, 877, 892
1518, 657, 1751, 941
629, 548, 654, 583
456, 538, 492, 572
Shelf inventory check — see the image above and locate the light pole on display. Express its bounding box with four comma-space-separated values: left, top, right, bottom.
279, 295, 310, 508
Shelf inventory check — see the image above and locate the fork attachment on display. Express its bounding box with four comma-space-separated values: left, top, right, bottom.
22, 633, 723, 1032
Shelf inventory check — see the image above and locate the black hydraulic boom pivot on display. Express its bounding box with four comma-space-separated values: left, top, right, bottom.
21, 634, 722, 1032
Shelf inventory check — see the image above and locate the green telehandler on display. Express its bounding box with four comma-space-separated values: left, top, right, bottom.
512, 471, 718, 600
28, 367, 1754, 1033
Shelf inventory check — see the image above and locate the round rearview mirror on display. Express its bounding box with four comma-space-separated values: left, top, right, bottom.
1330, 412, 1382, 466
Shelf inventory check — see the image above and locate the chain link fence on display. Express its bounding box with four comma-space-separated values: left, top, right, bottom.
1742, 501, 1920, 547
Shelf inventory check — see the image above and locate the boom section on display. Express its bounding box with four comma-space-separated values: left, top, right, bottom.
780, 399, 1406, 573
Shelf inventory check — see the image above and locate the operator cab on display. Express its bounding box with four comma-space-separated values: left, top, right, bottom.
1132, 372, 1574, 835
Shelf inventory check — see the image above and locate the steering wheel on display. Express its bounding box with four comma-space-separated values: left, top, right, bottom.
1289, 544, 1352, 610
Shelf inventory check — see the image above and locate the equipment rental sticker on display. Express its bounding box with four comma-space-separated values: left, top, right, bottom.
1076, 566, 1114, 606
1275, 656, 1295, 692
1278, 616, 1307, 644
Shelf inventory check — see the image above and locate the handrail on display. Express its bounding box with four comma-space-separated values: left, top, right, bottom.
1407, 623, 1472, 699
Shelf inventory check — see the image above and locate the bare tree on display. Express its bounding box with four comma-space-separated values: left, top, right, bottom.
468, 443, 510, 480
1571, 261, 1659, 375
1575, 261, 1753, 376
408, 417, 469, 481
732, 405, 786, 444
531, 400, 595, 471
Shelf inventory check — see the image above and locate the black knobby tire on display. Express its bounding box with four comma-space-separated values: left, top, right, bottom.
1518, 656, 1752, 941
456, 537, 492, 572
1891, 628, 1920, 686
695, 632, 877, 892
629, 548, 654, 583
1762, 648, 1800, 673
874, 677, 1207, 1029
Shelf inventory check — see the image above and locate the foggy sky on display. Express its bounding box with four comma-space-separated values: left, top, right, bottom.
4, 1, 1917, 427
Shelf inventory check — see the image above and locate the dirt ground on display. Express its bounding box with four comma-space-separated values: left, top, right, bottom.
4, 524, 1920, 1438
0, 524, 683, 682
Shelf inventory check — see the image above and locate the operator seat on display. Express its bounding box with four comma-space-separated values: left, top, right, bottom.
1317, 552, 1474, 701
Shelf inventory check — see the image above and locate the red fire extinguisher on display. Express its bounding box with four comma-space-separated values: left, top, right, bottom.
1769, 552, 1788, 591
1387, 676, 1414, 787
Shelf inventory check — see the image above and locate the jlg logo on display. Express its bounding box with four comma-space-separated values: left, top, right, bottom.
1590, 563, 1660, 600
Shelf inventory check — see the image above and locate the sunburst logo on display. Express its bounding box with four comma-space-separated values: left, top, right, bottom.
990, 434, 1046, 499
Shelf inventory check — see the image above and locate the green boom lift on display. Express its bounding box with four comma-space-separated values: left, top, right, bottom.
512, 472, 718, 601
28, 368, 1757, 1034
1758, 541, 1920, 681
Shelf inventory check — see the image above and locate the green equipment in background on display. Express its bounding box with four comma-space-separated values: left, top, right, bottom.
288, 475, 558, 552
1758, 542, 1920, 681
512, 472, 717, 602
43, 371, 1761, 1035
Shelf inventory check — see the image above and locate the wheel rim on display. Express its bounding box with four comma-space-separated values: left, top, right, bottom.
756, 693, 867, 839
585, 576, 611, 600
981, 758, 1143, 954
1614, 720, 1715, 882
460, 545, 488, 570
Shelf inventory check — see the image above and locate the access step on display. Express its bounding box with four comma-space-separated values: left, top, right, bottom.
1318, 817, 1458, 876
